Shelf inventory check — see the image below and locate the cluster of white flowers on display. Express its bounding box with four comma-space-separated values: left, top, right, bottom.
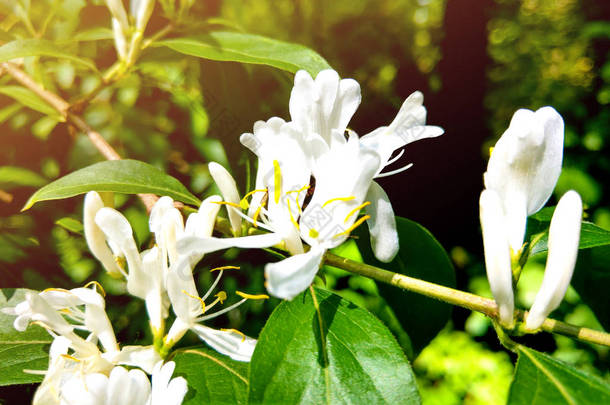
480, 107, 583, 330
3, 68, 584, 403
3, 190, 283, 403
209, 69, 444, 299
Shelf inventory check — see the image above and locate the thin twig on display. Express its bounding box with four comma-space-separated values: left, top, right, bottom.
1, 62, 157, 212
323, 252, 610, 348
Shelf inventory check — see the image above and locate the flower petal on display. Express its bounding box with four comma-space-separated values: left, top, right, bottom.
150, 361, 188, 405
365, 181, 398, 262
95, 207, 142, 276
479, 190, 514, 328
525, 191, 582, 330
191, 324, 257, 362
264, 246, 325, 300
209, 162, 242, 235
84, 191, 122, 277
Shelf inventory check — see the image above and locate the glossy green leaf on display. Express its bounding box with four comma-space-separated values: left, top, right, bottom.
23, 159, 201, 210
508, 346, 610, 404
0, 289, 52, 386
0, 166, 46, 189
155, 31, 331, 76
0, 39, 96, 70
172, 346, 249, 405
354, 216, 456, 355
248, 288, 420, 404
0, 86, 61, 118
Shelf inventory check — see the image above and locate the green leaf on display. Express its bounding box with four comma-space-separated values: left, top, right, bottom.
0, 166, 46, 189
172, 346, 249, 405
354, 216, 456, 355
0, 289, 52, 386
248, 288, 420, 404
72, 27, 114, 42
55, 217, 84, 235
508, 346, 610, 405
23, 159, 201, 210
0, 86, 61, 118
155, 31, 331, 76
0, 39, 96, 70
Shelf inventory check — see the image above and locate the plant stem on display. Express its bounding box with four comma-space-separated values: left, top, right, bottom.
323, 252, 610, 348
1, 62, 158, 212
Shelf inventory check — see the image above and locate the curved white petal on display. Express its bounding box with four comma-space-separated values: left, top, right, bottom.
480, 190, 514, 327
107, 367, 151, 405
365, 181, 399, 262
209, 162, 242, 235
525, 191, 582, 330
184, 195, 222, 238
95, 208, 143, 276
264, 246, 325, 300
60, 372, 109, 405
150, 361, 188, 405
190, 325, 257, 362
166, 257, 202, 323
176, 233, 283, 259
484, 106, 564, 218
107, 345, 162, 375
84, 192, 122, 277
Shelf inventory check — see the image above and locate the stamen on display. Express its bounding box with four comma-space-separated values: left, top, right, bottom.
221, 328, 246, 342
489, 147, 494, 156
344, 201, 371, 223
212, 201, 243, 210
252, 206, 262, 227
236, 291, 269, 300
42, 287, 69, 293
114, 256, 128, 277
205, 291, 227, 312
309, 228, 319, 238
196, 298, 247, 322
240, 189, 267, 210
287, 185, 310, 214
201, 270, 224, 301
60, 354, 81, 363
181, 289, 206, 313
385, 148, 405, 166
225, 203, 275, 233
333, 215, 371, 238
210, 266, 240, 272
84, 281, 106, 297
286, 198, 300, 230
215, 291, 227, 304
376, 163, 414, 178
273, 160, 282, 204
322, 196, 355, 208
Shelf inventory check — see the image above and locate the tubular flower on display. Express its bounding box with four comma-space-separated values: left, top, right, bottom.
480, 106, 567, 328
525, 191, 582, 330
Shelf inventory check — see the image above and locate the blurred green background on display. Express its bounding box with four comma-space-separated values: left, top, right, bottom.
1, 0, 609, 403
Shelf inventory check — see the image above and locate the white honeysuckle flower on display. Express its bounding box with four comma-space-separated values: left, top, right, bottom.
479, 106, 565, 328
525, 191, 582, 330
209, 162, 243, 235
288, 69, 443, 264
264, 245, 326, 300
479, 189, 515, 327
483, 106, 564, 255
3, 287, 162, 405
